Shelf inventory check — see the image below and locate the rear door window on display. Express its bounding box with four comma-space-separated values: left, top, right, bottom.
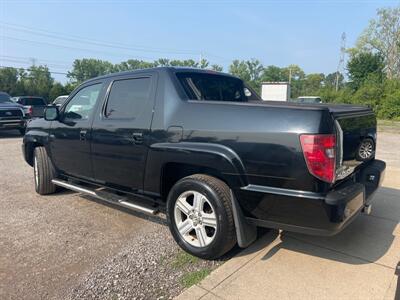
105, 77, 152, 119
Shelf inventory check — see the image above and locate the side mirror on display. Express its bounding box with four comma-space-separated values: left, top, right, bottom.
44, 106, 59, 121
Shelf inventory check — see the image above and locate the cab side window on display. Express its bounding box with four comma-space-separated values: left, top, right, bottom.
105, 77, 151, 119
64, 83, 102, 120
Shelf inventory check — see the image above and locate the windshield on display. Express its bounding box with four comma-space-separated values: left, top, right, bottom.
53, 96, 68, 105
176, 72, 260, 102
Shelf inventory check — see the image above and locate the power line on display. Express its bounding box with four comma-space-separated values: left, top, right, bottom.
0, 22, 199, 55
0, 56, 72, 69
0, 65, 69, 75
0, 35, 167, 60
0, 54, 72, 65
0, 22, 232, 65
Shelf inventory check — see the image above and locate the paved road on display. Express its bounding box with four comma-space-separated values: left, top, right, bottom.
0, 131, 161, 299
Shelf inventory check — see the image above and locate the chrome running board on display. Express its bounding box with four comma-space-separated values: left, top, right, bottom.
51, 179, 158, 215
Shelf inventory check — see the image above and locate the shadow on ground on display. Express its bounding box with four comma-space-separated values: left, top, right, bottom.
0, 130, 23, 139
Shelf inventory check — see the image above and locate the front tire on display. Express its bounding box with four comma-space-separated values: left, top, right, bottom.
167, 174, 237, 259
33, 147, 57, 195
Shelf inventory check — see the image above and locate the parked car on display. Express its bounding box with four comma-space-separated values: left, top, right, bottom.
52, 95, 69, 107
22, 68, 385, 259
14, 96, 47, 118
0, 92, 27, 135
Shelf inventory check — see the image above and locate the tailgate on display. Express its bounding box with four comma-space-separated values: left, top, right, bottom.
333, 110, 377, 181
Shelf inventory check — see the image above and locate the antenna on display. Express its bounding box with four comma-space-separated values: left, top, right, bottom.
335, 32, 346, 92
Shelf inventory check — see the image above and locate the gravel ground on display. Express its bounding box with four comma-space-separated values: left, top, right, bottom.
0, 130, 225, 300
68, 222, 224, 300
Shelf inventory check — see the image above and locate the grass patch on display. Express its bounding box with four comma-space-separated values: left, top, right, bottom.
378, 119, 400, 132
172, 251, 199, 269
180, 268, 211, 288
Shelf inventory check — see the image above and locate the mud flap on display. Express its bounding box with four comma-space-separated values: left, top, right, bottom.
230, 190, 257, 248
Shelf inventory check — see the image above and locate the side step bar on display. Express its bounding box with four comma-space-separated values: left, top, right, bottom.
52, 179, 158, 215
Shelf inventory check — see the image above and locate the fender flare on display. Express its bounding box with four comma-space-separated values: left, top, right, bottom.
146, 142, 248, 190
146, 142, 256, 248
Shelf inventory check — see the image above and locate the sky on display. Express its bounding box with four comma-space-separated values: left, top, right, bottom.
1, 0, 400, 83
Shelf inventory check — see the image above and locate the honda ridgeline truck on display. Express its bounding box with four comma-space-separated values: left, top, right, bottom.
22, 68, 386, 259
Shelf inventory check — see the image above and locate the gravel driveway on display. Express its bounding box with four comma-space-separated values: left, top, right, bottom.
0, 130, 223, 300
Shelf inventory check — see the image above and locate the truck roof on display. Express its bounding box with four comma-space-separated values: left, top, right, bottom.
83, 67, 239, 85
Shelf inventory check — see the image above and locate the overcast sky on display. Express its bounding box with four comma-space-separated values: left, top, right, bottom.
1, 0, 399, 82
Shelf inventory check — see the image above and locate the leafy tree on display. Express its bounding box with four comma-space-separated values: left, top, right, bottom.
22, 65, 54, 100
347, 52, 384, 89
67, 59, 115, 83
324, 72, 344, 89
355, 7, 400, 79
261, 65, 285, 82
229, 59, 263, 90
0, 67, 19, 95
114, 59, 155, 72
229, 60, 251, 82
283, 64, 305, 98
302, 73, 325, 95
210, 64, 223, 72
49, 82, 68, 102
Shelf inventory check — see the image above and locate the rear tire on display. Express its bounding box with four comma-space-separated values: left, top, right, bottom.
33, 147, 57, 195
19, 128, 26, 136
167, 174, 237, 259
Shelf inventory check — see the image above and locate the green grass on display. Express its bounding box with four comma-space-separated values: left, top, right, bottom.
172, 251, 199, 269
378, 119, 400, 133
180, 268, 211, 288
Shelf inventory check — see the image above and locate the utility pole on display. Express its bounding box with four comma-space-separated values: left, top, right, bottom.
288, 67, 292, 85
335, 32, 346, 92
29, 57, 37, 67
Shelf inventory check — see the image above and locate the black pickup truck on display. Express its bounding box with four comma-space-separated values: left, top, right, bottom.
22, 67, 386, 259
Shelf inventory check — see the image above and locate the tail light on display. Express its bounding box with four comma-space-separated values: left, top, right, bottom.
300, 134, 336, 183
26, 106, 33, 116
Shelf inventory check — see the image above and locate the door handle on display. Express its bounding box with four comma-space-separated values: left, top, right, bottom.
80, 130, 87, 140
132, 132, 143, 144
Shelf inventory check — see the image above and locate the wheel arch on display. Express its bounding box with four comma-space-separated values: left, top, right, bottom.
23, 132, 49, 166
144, 142, 248, 201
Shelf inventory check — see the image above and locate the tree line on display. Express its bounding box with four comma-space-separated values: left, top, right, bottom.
0, 6, 399, 120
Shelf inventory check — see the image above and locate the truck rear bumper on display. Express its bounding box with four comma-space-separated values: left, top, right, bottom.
240, 159, 386, 236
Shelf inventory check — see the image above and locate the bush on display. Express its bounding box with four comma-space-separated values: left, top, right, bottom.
318, 78, 400, 120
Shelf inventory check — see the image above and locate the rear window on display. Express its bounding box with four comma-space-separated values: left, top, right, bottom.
105, 77, 152, 119
176, 72, 259, 102
19, 97, 46, 106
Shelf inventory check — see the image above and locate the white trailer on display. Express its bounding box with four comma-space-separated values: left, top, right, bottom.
261, 82, 290, 101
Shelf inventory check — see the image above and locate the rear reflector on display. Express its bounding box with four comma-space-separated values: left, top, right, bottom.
300, 134, 336, 183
